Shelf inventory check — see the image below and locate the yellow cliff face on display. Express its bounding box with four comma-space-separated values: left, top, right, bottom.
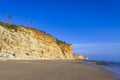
59, 44, 73, 59
0, 23, 73, 60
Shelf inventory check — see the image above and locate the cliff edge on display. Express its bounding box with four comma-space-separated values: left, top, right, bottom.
0, 21, 73, 60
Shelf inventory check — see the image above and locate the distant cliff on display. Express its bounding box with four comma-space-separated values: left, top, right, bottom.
73, 53, 88, 60
0, 21, 73, 60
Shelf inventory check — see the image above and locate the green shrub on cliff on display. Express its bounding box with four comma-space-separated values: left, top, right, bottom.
56, 39, 66, 45
0, 21, 18, 31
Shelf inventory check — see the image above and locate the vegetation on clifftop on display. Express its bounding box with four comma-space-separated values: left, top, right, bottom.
0, 21, 70, 45
0, 21, 18, 31
56, 39, 66, 45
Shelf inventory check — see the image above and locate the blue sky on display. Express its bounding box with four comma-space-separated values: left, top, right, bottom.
0, 0, 120, 61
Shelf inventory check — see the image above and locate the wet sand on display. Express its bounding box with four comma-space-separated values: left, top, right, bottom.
0, 60, 115, 80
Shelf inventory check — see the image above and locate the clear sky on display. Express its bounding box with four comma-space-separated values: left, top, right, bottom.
0, 0, 120, 61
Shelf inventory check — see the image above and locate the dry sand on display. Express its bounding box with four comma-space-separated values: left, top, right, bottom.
0, 60, 115, 80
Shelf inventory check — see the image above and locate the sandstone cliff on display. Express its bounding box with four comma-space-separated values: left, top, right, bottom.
0, 21, 73, 60
73, 53, 87, 60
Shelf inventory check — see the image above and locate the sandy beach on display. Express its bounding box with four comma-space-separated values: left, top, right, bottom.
0, 60, 115, 80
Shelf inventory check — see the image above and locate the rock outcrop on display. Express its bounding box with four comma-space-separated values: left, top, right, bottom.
0, 22, 73, 60
73, 53, 88, 60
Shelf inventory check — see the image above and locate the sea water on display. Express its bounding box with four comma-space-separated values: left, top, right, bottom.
83, 61, 120, 80
90, 61, 120, 80
100, 61, 120, 80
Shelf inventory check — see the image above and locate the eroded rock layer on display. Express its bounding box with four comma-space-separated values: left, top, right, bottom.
0, 23, 73, 60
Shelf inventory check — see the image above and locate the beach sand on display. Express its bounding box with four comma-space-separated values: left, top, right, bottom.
0, 60, 115, 80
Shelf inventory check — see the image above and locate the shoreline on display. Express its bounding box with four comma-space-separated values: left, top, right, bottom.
0, 60, 116, 80
82, 61, 116, 79
84, 60, 120, 80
